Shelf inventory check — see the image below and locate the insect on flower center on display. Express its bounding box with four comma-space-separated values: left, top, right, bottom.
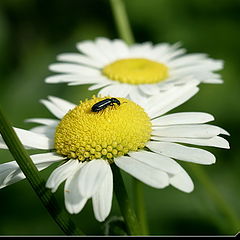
102, 58, 169, 84
54, 96, 152, 162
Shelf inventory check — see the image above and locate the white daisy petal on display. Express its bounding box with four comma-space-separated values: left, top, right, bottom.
64, 162, 88, 214
98, 84, 130, 98
47, 96, 76, 114
151, 112, 214, 126
45, 74, 101, 84
77, 40, 110, 64
115, 156, 169, 189
40, 96, 75, 119
46, 159, 79, 193
112, 39, 130, 58
145, 81, 199, 118
78, 159, 109, 198
168, 53, 208, 68
25, 118, 59, 126
67, 78, 106, 86
151, 136, 230, 149
40, 100, 66, 119
49, 63, 100, 75
57, 53, 103, 68
149, 85, 199, 118
95, 37, 120, 61
29, 125, 56, 139
0, 128, 53, 150
152, 124, 221, 139
202, 79, 223, 84
169, 166, 194, 193
171, 60, 223, 75
128, 87, 148, 105
160, 48, 186, 63
88, 81, 112, 91
147, 142, 216, 165
129, 42, 153, 57
151, 43, 174, 58
0, 152, 64, 189
30, 152, 65, 167
92, 164, 113, 222
219, 127, 230, 136
139, 84, 160, 95
0, 161, 21, 189
128, 150, 181, 174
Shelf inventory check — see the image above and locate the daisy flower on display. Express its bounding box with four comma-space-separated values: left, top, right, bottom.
0, 82, 229, 222
45, 37, 223, 99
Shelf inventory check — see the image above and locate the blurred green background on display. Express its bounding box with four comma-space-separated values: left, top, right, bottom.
0, 0, 239, 236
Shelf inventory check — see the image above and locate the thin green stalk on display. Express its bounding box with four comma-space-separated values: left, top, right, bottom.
187, 164, 240, 233
109, 0, 134, 45
133, 179, 149, 235
111, 164, 142, 235
0, 106, 84, 235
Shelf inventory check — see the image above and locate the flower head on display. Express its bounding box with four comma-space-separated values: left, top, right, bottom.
45, 37, 223, 99
0, 82, 229, 222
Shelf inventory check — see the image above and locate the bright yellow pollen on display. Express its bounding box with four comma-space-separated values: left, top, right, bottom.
102, 58, 169, 84
55, 96, 152, 162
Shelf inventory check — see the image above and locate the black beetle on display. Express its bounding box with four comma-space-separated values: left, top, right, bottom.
91, 98, 121, 112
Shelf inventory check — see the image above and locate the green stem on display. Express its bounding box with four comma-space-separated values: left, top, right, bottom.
0, 106, 84, 235
133, 179, 149, 235
111, 164, 142, 235
187, 164, 240, 233
109, 0, 134, 45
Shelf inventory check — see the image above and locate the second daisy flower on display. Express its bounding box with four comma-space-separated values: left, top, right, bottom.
46, 37, 223, 99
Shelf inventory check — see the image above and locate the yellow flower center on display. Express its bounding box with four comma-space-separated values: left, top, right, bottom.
102, 58, 169, 84
55, 96, 152, 162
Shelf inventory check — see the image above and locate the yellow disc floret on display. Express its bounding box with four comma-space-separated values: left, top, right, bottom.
102, 58, 169, 84
55, 96, 152, 162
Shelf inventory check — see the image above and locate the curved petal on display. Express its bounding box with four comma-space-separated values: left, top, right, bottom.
30, 152, 65, 167
47, 96, 76, 114
169, 166, 194, 193
152, 124, 222, 139
145, 81, 199, 118
29, 125, 56, 139
78, 159, 109, 198
0, 152, 64, 189
151, 136, 230, 149
98, 84, 130, 98
25, 118, 59, 126
40, 96, 76, 119
49, 63, 100, 75
95, 37, 121, 61
88, 81, 112, 91
147, 141, 216, 165
151, 112, 214, 126
64, 162, 88, 214
0, 161, 20, 189
112, 39, 130, 58
92, 163, 113, 222
0, 128, 54, 150
45, 74, 102, 84
46, 159, 79, 192
128, 150, 181, 174
57, 53, 103, 68
76, 40, 110, 64
139, 84, 160, 96
115, 156, 169, 189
